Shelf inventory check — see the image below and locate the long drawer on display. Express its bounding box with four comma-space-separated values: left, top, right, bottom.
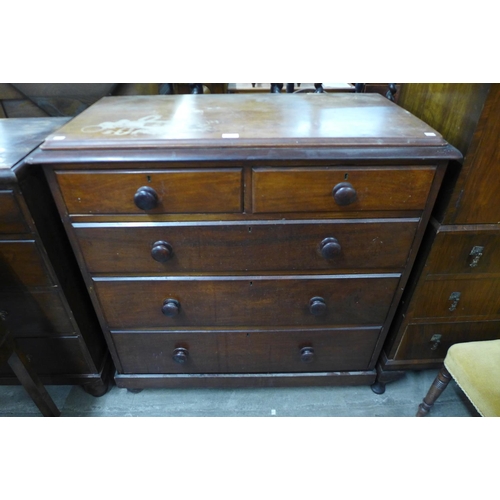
93, 275, 400, 329
112, 327, 381, 374
74, 219, 419, 274
55, 169, 243, 214
252, 166, 436, 213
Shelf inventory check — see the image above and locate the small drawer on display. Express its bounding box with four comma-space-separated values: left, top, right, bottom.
0, 240, 54, 288
413, 277, 500, 320
55, 168, 243, 215
426, 229, 500, 276
0, 291, 75, 335
252, 166, 436, 213
112, 327, 381, 374
74, 219, 419, 274
0, 190, 29, 234
395, 321, 500, 361
93, 275, 399, 329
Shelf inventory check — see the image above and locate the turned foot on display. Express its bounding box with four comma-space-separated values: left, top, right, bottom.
82, 377, 113, 397
127, 388, 143, 394
416, 366, 452, 416
371, 381, 386, 394
371, 363, 406, 394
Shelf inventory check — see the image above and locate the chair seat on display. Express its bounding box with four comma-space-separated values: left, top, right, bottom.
444, 339, 500, 417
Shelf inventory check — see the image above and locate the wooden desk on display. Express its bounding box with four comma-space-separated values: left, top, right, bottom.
30, 93, 460, 390
0, 118, 112, 395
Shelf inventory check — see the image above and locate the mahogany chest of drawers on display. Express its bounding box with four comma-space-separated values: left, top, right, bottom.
29, 94, 460, 389
0, 117, 111, 395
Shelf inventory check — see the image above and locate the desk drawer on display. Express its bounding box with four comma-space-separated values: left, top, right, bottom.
75, 219, 419, 274
93, 275, 399, 329
252, 167, 436, 213
55, 169, 243, 214
0, 191, 28, 234
413, 277, 500, 320
0, 240, 53, 287
112, 327, 380, 374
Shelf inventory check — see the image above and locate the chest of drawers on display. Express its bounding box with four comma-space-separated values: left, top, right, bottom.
29, 94, 460, 389
0, 118, 112, 395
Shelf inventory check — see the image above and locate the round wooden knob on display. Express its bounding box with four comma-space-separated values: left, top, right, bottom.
309, 296, 327, 316
332, 182, 357, 206
151, 241, 173, 262
134, 186, 159, 210
162, 299, 180, 317
320, 237, 341, 259
172, 347, 189, 364
300, 346, 315, 363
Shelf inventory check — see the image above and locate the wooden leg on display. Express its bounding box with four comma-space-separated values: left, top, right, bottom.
7, 348, 60, 417
371, 362, 406, 394
416, 366, 452, 417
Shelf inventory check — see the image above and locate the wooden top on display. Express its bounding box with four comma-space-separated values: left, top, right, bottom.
40, 94, 447, 151
0, 117, 69, 172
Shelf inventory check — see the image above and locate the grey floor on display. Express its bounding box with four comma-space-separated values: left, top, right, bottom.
0, 369, 478, 417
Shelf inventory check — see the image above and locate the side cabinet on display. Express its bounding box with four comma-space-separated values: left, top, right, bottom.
379, 84, 500, 387
0, 118, 112, 395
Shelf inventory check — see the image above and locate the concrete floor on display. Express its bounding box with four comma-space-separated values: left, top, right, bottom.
0, 369, 478, 417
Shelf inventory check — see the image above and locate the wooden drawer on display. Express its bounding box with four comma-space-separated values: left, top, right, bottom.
426, 229, 500, 276
55, 169, 243, 214
112, 327, 381, 374
0, 336, 91, 375
74, 219, 419, 274
413, 277, 500, 320
93, 275, 399, 329
395, 321, 500, 361
0, 240, 54, 287
252, 167, 436, 213
0, 190, 28, 233
0, 291, 75, 335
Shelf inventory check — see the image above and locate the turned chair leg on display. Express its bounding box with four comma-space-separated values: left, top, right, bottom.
416, 366, 452, 417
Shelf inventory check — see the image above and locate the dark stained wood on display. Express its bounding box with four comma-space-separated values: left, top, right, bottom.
0, 191, 29, 233
252, 167, 436, 213
412, 277, 500, 320
40, 94, 447, 151
93, 275, 399, 329
112, 327, 380, 374
394, 321, 500, 362
73, 219, 419, 274
56, 169, 243, 214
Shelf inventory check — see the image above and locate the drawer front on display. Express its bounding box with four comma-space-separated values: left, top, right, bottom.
0, 291, 75, 335
56, 169, 243, 214
93, 275, 399, 329
252, 167, 436, 213
0, 240, 54, 288
0, 190, 28, 234
395, 321, 500, 361
426, 230, 500, 276
112, 327, 381, 374
75, 219, 419, 274
0, 336, 91, 375
413, 277, 500, 320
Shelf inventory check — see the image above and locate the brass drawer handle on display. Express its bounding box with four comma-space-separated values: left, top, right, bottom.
469, 246, 484, 268
134, 186, 159, 210
448, 292, 461, 312
332, 182, 357, 206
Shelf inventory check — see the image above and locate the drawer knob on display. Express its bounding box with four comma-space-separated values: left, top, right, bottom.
172, 347, 189, 364
151, 241, 173, 262
320, 237, 341, 259
162, 298, 180, 317
309, 296, 327, 316
134, 186, 159, 211
332, 182, 357, 206
300, 346, 315, 363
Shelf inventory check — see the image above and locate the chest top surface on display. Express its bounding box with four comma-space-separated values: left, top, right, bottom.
39, 93, 448, 151
0, 118, 69, 173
